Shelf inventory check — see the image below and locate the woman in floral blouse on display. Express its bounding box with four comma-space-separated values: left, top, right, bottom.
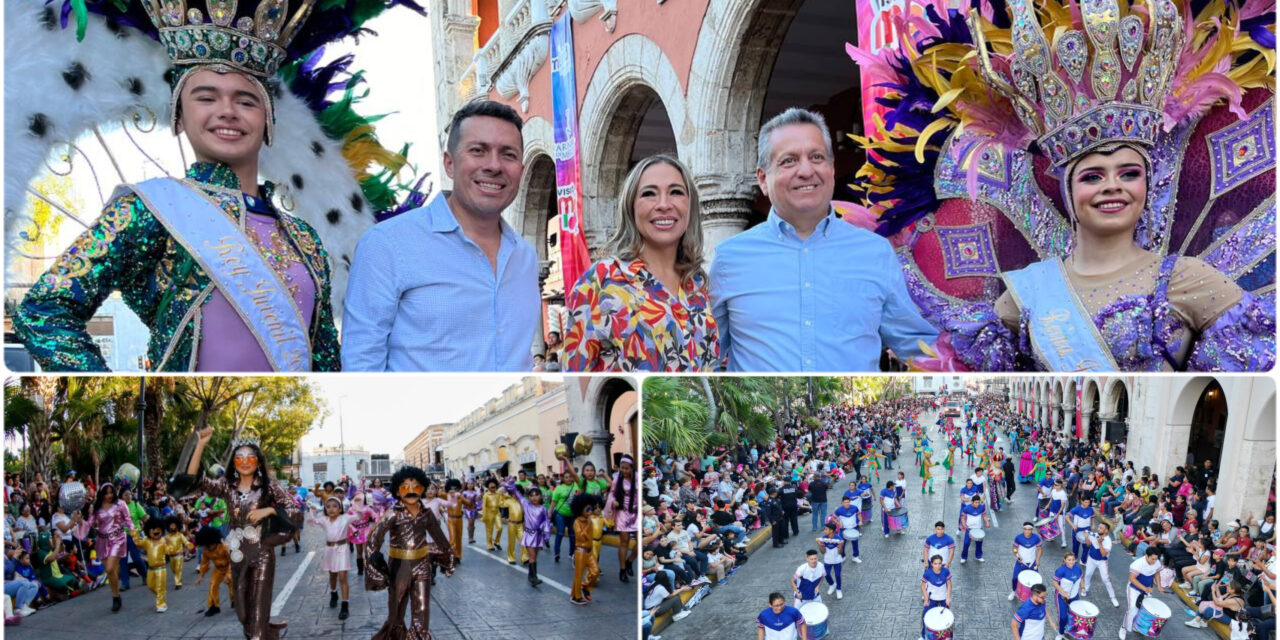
563, 154, 719, 371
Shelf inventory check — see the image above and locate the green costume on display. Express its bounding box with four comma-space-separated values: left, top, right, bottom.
34, 532, 78, 596
14, 163, 340, 372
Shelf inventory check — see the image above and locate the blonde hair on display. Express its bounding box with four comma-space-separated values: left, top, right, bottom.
605, 154, 706, 283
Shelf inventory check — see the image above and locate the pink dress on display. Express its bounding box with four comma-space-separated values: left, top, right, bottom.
347, 506, 374, 546
606, 474, 638, 533
309, 512, 356, 573
91, 501, 133, 558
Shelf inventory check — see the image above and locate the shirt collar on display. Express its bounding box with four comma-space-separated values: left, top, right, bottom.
767, 207, 836, 239
432, 193, 519, 242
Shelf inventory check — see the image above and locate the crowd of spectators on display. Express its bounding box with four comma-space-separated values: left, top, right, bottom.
640, 395, 926, 639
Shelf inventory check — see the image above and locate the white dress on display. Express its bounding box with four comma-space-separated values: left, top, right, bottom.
310, 512, 356, 572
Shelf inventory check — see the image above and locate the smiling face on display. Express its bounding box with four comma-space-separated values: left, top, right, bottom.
757, 123, 835, 221
233, 447, 259, 478
631, 161, 690, 253
177, 69, 267, 172
443, 115, 524, 219
1068, 146, 1148, 237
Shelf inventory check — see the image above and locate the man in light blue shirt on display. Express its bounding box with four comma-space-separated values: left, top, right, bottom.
710, 107, 937, 371
342, 101, 539, 371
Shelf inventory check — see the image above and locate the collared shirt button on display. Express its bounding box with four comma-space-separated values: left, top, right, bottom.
804, 282, 812, 288
804, 320, 812, 326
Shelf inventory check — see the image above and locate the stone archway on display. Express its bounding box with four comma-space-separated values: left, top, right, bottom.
1082, 378, 1102, 442
685, 0, 808, 248
578, 34, 688, 249
504, 116, 555, 247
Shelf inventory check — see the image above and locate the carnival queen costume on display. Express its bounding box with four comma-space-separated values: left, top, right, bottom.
851, 0, 1275, 371
7, 0, 425, 372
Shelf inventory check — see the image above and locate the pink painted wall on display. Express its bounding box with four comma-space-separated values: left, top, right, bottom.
488, 0, 712, 122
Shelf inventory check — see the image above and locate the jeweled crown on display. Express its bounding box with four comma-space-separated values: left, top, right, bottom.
967, 0, 1184, 167
140, 0, 317, 79
230, 434, 261, 449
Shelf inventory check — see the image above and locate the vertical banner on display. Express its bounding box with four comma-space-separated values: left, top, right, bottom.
550, 14, 592, 293
1076, 376, 1084, 439
856, 0, 909, 135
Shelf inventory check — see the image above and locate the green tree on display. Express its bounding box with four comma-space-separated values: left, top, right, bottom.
641, 377, 710, 455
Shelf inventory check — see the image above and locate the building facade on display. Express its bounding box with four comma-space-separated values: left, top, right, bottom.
1002, 376, 1275, 529
405, 375, 638, 481
403, 423, 452, 478
913, 376, 966, 396
298, 445, 372, 489
430, 1, 860, 318
438, 377, 552, 478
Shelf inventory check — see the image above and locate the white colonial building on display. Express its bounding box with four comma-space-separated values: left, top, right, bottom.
1002, 376, 1275, 528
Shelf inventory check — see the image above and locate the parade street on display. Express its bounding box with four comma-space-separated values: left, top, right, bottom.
659, 409, 1216, 640
9, 528, 633, 640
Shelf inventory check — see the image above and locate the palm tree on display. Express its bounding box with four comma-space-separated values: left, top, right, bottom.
641, 377, 710, 455
4, 379, 42, 480
57, 377, 116, 484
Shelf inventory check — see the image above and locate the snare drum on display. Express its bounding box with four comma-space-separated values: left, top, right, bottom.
1016, 570, 1043, 601
842, 527, 860, 541
1132, 598, 1170, 637
1035, 517, 1060, 540
968, 527, 985, 540
888, 508, 910, 532
1075, 529, 1089, 544
800, 601, 830, 640
1067, 600, 1100, 639
923, 607, 955, 640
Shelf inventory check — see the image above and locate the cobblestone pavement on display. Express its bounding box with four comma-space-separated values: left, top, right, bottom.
659, 410, 1218, 640
11, 520, 634, 640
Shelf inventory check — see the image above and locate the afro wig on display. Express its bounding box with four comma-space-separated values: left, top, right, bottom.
143, 517, 167, 536
569, 493, 603, 519
194, 526, 223, 547
390, 466, 429, 498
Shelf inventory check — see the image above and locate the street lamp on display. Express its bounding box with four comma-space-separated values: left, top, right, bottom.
137, 378, 147, 476
337, 396, 347, 480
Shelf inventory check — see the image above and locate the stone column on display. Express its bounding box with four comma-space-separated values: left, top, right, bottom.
434, 4, 481, 191
563, 380, 611, 474
1079, 409, 1094, 442
695, 173, 757, 260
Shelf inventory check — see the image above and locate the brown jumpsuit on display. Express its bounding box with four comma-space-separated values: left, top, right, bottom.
200, 476, 302, 640
365, 503, 456, 640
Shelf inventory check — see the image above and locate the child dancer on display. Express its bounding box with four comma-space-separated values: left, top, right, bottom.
866, 445, 883, 481
347, 492, 375, 577
569, 494, 601, 605
604, 455, 638, 583
921, 447, 936, 494
364, 466, 456, 638
817, 523, 844, 599
133, 517, 179, 612
482, 479, 503, 552
504, 478, 551, 587
499, 484, 528, 565
165, 517, 192, 590
461, 481, 482, 544
309, 496, 356, 620
443, 479, 471, 562
194, 526, 233, 617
